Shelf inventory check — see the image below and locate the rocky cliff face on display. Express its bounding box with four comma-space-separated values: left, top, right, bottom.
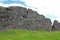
0, 6, 57, 31
52, 20, 60, 31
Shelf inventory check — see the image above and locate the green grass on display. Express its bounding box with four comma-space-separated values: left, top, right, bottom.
0, 29, 60, 40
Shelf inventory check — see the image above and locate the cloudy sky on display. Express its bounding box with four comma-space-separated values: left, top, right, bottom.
0, 0, 60, 22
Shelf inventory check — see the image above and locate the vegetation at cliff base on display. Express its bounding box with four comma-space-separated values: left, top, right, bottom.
0, 29, 60, 40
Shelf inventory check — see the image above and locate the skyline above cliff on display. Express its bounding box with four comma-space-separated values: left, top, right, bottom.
0, 0, 60, 22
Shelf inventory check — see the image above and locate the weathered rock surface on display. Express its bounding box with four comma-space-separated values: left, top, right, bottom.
0, 6, 52, 31
52, 20, 60, 31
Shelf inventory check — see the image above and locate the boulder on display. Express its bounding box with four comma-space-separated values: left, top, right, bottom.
52, 20, 60, 31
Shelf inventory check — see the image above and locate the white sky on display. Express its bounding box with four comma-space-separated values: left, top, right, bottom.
0, 0, 60, 22
21, 0, 60, 22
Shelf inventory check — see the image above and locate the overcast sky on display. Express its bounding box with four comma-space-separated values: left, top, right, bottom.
0, 0, 60, 22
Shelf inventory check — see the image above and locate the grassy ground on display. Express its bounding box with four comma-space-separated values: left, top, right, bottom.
0, 29, 60, 40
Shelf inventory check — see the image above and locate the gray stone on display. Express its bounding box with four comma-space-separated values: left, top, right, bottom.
52, 20, 60, 31
0, 6, 52, 31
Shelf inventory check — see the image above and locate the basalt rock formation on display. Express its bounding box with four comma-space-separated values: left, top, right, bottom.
0, 6, 59, 31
